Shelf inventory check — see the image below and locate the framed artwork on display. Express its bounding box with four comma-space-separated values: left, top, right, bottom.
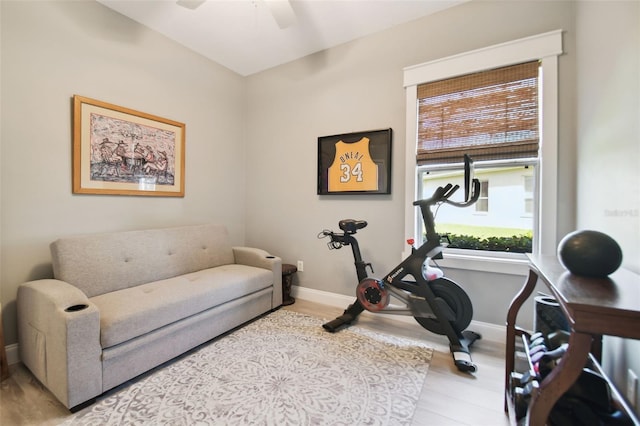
317, 128, 392, 195
73, 95, 185, 197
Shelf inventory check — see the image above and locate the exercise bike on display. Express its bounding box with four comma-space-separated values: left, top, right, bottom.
318, 155, 482, 373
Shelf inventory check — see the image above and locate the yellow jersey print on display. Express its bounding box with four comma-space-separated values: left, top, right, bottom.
328, 137, 378, 192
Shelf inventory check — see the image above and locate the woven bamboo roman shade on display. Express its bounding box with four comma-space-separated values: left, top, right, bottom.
417, 61, 539, 165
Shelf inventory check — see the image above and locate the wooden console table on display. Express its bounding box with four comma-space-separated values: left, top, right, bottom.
505, 254, 640, 425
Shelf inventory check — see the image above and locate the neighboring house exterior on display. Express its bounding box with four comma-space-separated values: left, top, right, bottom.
419, 166, 534, 235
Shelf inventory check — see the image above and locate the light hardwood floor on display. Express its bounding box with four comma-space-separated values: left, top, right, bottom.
0, 299, 510, 425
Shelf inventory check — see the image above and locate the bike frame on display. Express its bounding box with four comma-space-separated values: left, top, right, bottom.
376, 187, 453, 317
321, 155, 481, 372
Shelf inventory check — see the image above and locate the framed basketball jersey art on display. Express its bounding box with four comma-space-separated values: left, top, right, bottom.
317, 128, 392, 195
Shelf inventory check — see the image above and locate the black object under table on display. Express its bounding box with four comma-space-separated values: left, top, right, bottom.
281, 264, 297, 306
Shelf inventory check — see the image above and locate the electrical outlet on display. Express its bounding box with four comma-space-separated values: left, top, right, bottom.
297, 260, 304, 272
627, 369, 638, 409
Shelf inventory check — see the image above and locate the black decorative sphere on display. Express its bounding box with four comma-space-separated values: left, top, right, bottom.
557, 230, 623, 277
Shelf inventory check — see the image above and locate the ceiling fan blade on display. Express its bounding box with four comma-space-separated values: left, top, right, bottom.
176, 0, 206, 10
263, 0, 296, 29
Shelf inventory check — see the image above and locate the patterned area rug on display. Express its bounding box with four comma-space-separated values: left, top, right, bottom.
63, 309, 433, 425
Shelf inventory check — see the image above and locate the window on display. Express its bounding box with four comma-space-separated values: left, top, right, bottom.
417, 164, 534, 254
415, 61, 539, 253
403, 31, 563, 273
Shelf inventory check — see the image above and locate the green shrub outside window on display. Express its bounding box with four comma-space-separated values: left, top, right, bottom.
444, 233, 532, 253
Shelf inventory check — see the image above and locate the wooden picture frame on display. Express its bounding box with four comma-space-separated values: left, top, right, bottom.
73, 95, 185, 197
317, 128, 392, 195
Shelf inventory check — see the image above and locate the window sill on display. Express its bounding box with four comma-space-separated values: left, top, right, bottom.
434, 251, 530, 276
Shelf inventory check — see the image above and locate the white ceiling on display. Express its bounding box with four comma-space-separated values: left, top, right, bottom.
97, 0, 465, 76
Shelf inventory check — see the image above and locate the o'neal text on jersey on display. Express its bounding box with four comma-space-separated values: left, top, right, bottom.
339, 151, 365, 163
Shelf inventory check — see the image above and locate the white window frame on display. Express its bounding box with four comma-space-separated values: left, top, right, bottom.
403, 30, 563, 276
475, 179, 489, 213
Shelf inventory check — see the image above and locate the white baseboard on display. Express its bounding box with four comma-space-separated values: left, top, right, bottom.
291, 285, 505, 344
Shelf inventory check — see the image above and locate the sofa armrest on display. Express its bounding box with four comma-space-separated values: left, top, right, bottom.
17, 279, 102, 409
233, 247, 283, 307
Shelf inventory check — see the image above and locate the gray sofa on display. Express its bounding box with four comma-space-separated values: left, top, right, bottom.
17, 224, 282, 410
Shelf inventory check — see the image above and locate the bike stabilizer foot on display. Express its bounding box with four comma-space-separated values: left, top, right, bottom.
322, 300, 365, 333
452, 350, 477, 373
323, 314, 356, 332
451, 329, 481, 373
462, 330, 482, 348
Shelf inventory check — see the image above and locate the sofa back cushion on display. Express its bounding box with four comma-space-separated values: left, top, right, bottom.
50, 224, 235, 298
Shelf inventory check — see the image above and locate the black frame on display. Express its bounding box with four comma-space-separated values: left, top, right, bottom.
317, 128, 392, 195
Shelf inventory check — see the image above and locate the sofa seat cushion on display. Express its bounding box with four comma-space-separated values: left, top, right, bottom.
91, 265, 273, 349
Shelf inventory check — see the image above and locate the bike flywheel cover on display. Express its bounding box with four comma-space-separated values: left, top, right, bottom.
356, 278, 390, 312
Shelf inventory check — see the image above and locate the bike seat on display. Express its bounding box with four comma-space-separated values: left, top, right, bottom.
339, 219, 368, 234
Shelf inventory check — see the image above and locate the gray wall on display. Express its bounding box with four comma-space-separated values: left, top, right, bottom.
244, 0, 577, 328
575, 0, 639, 273
1, 1, 246, 344
574, 0, 640, 404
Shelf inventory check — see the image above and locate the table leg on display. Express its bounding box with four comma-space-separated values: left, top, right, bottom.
505, 269, 539, 410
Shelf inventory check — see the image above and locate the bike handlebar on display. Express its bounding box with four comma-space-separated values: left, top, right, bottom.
413, 179, 480, 209
447, 178, 481, 207
412, 173, 481, 241
414, 154, 481, 209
